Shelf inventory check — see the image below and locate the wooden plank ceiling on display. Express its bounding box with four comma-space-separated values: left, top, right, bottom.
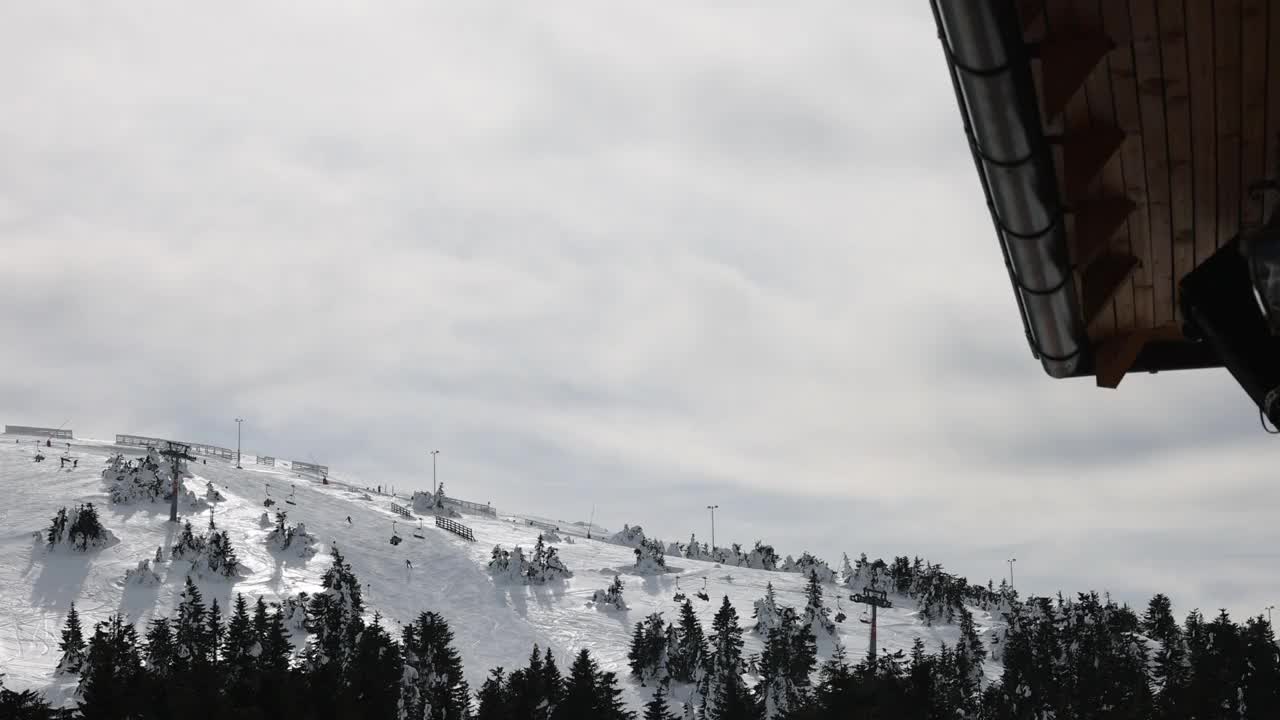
1015, 0, 1279, 385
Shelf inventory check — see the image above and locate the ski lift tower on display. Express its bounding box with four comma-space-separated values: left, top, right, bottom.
851, 586, 892, 663
160, 441, 196, 523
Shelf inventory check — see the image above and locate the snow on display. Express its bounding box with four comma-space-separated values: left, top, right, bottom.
0, 434, 1001, 709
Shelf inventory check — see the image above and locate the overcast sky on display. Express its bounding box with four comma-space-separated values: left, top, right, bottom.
3, 2, 1276, 622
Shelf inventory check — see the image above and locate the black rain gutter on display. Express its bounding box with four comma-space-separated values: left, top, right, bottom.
929, 0, 1086, 378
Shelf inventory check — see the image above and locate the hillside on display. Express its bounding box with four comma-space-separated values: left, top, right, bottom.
0, 432, 992, 710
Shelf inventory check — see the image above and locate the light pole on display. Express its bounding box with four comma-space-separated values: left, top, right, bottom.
431, 449, 440, 497
1268, 605, 1275, 625
707, 505, 719, 551
235, 418, 244, 469
1007, 557, 1017, 587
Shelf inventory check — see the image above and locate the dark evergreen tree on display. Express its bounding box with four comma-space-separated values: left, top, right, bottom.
55, 602, 86, 674
642, 682, 679, 720
558, 649, 632, 720
46, 507, 68, 548
475, 667, 510, 720
346, 614, 403, 720
174, 577, 210, 672
628, 613, 668, 684
206, 597, 223, 664
1241, 615, 1280, 718
704, 596, 749, 720
541, 646, 565, 715
668, 599, 706, 684
0, 674, 63, 720
143, 617, 177, 678
77, 614, 143, 720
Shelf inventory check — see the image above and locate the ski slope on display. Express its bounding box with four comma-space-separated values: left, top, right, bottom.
0, 433, 998, 709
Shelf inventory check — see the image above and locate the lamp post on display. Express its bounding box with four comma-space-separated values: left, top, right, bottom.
1268, 605, 1275, 625
235, 418, 244, 469
431, 449, 440, 497
707, 504, 719, 551
1007, 557, 1017, 587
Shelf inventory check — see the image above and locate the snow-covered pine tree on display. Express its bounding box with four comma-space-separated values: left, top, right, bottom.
634, 538, 667, 574
628, 613, 669, 685
801, 571, 835, 638
171, 520, 206, 561
56, 602, 87, 675
304, 546, 366, 681
400, 611, 471, 720
205, 529, 240, 578
752, 583, 781, 636
591, 575, 628, 611
755, 607, 814, 720
46, 507, 68, 548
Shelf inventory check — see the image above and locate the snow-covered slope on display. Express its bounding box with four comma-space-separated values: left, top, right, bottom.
0, 434, 998, 709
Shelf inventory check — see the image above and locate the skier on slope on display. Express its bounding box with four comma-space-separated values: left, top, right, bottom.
405, 559, 412, 569
346, 516, 352, 524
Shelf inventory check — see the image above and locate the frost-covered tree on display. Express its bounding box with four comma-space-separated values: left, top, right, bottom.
591, 575, 628, 611
401, 611, 471, 720
124, 558, 162, 586
754, 608, 815, 720
752, 583, 782, 636
204, 530, 240, 578
304, 546, 365, 682
171, 520, 206, 561
47, 504, 115, 552
265, 511, 318, 558
783, 553, 834, 584
56, 602, 87, 675
634, 538, 668, 574
609, 523, 650, 549
801, 571, 835, 638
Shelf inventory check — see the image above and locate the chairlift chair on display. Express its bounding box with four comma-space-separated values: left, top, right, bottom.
695, 577, 709, 602
834, 597, 847, 624
263, 482, 276, 508
672, 576, 687, 603
389, 521, 403, 546
285, 485, 297, 506
413, 518, 425, 539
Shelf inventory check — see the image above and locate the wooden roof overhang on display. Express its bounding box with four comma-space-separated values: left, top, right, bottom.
931, 0, 1279, 387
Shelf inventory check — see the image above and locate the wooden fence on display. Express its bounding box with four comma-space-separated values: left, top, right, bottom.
390, 502, 413, 519
435, 515, 475, 541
